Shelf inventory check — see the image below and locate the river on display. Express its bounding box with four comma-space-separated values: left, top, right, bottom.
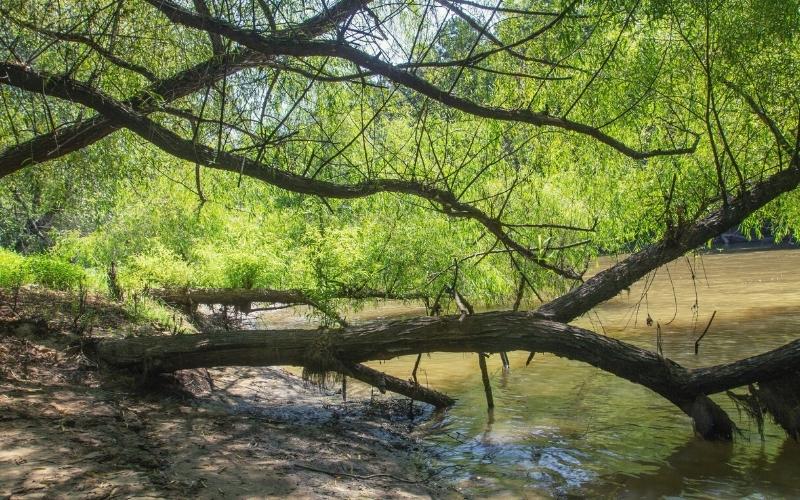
258, 248, 800, 498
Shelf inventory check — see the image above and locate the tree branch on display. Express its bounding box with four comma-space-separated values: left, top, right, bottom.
142, 0, 698, 160
0, 0, 369, 177
0, 61, 582, 280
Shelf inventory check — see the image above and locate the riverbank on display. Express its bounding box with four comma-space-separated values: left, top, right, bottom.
0, 289, 455, 498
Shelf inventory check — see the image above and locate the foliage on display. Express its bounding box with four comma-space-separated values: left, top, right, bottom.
0, 248, 27, 289
23, 255, 85, 291
0, 0, 799, 315
0, 248, 85, 291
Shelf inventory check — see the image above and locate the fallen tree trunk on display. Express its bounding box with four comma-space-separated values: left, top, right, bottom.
88, 311, 800, 439
149, 288, 317, 311
148, 287, 426, 311
147, 288, 450, 406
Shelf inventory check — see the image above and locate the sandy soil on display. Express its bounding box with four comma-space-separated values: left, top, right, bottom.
0, 289, 456, 499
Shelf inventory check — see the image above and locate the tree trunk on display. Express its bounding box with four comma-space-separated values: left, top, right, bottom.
88, 311, 800, 440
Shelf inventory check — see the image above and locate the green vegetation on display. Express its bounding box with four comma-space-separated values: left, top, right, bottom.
0, 248, 84, 291
0, 249, 27, 290
1, 1, 797, 316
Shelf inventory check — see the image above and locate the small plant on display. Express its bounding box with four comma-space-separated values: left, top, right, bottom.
71, 282, 95, 336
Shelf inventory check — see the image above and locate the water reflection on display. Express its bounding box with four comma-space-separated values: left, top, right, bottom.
595, 438, 800, 498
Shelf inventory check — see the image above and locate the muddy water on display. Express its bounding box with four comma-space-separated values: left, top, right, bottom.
258, 249, 800, 498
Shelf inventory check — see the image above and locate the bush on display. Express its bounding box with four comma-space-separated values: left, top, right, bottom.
223, 255, 262, 289
0, 248, 28, 289
121, 246, 194, 289
25, 255, 85, 290
221, 253, 283, 289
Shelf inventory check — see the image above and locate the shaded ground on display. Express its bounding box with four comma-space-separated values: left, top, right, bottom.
0, 289, 456, 498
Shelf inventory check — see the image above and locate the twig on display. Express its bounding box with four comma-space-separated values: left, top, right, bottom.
695, 310, 717, 355
525, 352, 536, 366
656, 322, 663, 357
411, 353, 422, 384
478, 353, 494, 409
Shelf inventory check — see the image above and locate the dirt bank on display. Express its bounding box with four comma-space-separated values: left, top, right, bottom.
0, 289, 456, 499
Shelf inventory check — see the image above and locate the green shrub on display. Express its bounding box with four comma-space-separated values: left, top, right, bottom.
221, 253, 283, 289
25, 255, 85, 290
223, 256, 262, 289
0, 248, 28, 289
121, 245, 194, 289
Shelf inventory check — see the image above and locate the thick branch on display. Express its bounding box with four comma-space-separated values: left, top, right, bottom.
340, 362, 455, 408
0, 116, 116, 177
88, 311, 800, 438
536, 163, 800, 322
0, 50, 264, 177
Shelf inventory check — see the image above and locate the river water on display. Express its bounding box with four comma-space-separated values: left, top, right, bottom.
260, 248, 800, 498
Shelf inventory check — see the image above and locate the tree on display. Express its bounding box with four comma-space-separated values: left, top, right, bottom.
1, 0, 799, 440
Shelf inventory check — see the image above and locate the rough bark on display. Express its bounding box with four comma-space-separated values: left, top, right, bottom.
88, 311, 800, 439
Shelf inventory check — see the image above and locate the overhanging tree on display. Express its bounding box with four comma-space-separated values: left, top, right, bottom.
1, 0, 799, 440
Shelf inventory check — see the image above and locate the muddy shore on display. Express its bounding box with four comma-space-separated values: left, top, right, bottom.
0, 291, 456, 499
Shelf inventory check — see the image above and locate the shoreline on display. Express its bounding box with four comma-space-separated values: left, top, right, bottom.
0, 345, 454, 498
0, 290, 457, 499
